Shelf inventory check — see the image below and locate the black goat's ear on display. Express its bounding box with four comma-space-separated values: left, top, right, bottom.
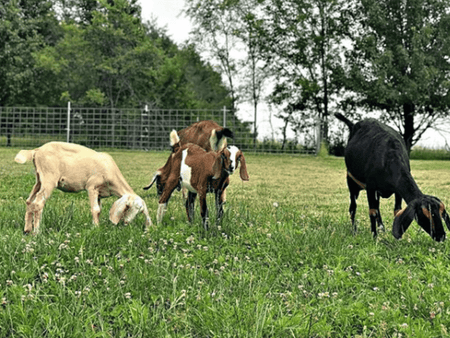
441, 207, 450, 232
392, 201, 417, 239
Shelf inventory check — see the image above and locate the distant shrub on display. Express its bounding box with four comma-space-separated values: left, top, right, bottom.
410, 146, 450, 160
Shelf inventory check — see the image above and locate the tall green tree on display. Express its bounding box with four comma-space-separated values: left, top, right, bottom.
0, 0, 60, 106
259, 0, 349, 145
185, 0, 268, 144
345, 0, 450, 152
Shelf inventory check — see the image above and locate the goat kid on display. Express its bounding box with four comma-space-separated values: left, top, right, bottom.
15, 142, 152, 234
335, 113, 450, 241
144, 130, 234, 229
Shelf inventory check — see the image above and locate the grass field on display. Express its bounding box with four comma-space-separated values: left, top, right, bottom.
1, 147, 450, 337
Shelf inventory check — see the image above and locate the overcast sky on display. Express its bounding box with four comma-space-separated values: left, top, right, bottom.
138, 0, 449, 148
139, 0, 191, 45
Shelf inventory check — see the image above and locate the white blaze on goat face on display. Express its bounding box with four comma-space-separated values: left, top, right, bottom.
180, 149, 197, 193
227, 145, 240, 174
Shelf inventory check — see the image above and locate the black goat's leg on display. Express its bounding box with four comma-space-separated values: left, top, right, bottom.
367, 189, 383, 237
394, 193, 402, 216
347, 177, 361, 234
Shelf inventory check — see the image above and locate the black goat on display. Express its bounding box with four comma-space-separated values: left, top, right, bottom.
335, 113, 450, 241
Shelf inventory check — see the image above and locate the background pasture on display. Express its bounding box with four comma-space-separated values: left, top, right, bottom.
1, 148, 450, 337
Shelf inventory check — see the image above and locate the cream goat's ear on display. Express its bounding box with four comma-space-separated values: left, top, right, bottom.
109, 195, 130, 224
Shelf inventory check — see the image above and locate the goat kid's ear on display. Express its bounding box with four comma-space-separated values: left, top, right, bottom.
392, 201, 417, 239
238, 153, 249, 181
212, 153, 223, 179
109, 195, 131, 225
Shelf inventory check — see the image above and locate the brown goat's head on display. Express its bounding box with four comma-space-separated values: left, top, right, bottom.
143, 172, 165, 196
393, 195, 450, 242
227, 145, 249, 181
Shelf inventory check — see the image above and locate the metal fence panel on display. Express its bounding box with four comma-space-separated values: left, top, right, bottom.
0, 106, 318, 154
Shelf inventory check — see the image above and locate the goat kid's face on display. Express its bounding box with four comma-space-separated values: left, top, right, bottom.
227, 145, 250, 181
393, 196, 450, 242
212, 148, 233, 179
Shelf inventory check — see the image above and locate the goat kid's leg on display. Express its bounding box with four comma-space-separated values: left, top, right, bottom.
199, 194, 209, 231
367, 189, 384, 237
185, 192, 196, 222
157, 178, 179, 224
215, 189, 225, 222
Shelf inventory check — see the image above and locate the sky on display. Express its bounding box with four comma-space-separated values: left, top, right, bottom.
138, 0, 450, 149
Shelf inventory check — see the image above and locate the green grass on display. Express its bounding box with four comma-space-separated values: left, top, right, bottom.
1, 148, 450, 337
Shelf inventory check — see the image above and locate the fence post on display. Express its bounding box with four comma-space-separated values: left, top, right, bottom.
67, 101, 71, 143
223, 106, 227, 127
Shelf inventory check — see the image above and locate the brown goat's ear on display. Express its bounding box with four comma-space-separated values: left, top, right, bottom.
209, 129, 219, 151
392, 201, 417, 239
238, 152, 249, 181
217, 136, 227, 152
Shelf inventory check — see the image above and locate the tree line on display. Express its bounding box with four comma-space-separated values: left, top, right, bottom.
185, 0, 450, 152
2, 0, 450, 152
0, 0, 233, 111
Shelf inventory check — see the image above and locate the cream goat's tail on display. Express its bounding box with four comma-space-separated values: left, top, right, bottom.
14, 150, 34, 164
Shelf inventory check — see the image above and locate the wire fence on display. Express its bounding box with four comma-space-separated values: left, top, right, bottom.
0, 106, 319, 154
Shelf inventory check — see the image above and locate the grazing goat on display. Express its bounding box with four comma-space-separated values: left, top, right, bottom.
177, 120, 234, 151
335, 113, 450, 241
144, 130, 240, 229
15, 142, 152, 234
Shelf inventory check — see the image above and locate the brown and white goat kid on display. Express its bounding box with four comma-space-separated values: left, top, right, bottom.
144, 130, 233, 229
176, 120, 235, 199
15, 142, 152, 234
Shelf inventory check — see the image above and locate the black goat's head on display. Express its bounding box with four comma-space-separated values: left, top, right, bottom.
393, 195, 450, 242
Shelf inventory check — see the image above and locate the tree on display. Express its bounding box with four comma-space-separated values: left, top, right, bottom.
258, 0, 350, 146
185, 0, 268, 145
345, 0, 450, 152
0, 0, 60, 106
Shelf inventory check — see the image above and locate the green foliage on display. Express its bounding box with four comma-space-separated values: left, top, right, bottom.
345, 0, 450, 151
1, 0, 233, 114
2, 149, 450, 335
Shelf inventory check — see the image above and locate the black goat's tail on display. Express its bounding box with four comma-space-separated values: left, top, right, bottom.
334, 113, 354, 131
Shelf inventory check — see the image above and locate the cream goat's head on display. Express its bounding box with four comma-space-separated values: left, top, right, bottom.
109, 194, 152, 227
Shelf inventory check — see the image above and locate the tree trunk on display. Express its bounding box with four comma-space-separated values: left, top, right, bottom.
403, 102, 415, 154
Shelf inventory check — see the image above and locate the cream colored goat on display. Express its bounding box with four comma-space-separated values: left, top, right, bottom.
15, 142, 152, 234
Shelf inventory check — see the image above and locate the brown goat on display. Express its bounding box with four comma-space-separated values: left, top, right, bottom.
177, 120, 234, 151
144, 130, 233, 229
